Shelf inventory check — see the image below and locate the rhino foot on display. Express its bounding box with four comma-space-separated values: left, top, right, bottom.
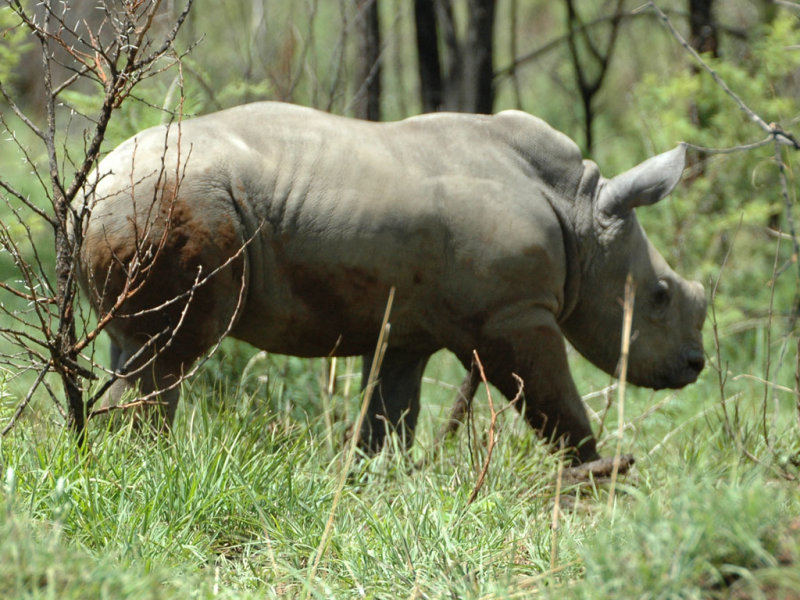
562, 453, 635, 484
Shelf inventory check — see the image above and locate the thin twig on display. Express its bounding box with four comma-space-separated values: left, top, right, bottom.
598, 393, 674, 450
1, 368, 49, 436
594, 381, 616, 440
88, 236, 250, 414
768, 139, 800, 411
796, 337, 800, 433
683, 135, 779, 156
711, 217, 742, 441
732, 374, 800, 396
762, 219, 782, 450
467, 352, 523, 505
0, 80, 46, 140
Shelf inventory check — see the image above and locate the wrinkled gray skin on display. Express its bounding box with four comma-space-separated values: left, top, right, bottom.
79, 102, 707, 462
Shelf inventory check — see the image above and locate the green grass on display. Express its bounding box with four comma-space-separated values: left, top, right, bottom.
1, 346, 799, 599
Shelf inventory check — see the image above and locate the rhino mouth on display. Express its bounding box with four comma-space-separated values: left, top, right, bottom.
628, 346, 705, 390
653, 347, 705, 390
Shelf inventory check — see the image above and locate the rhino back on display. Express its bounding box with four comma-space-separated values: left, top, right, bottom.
88, 103, 577, 357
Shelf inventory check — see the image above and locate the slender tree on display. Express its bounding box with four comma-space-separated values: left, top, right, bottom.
686, 0, 717, 178
564, 0, 624, 155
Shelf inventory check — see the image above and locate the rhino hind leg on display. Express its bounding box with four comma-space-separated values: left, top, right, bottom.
358, 349, 432, 454
438, 361, 480, 439
86, 193, 248, 429
103, 339, 181, 430
100, 262, 242, 428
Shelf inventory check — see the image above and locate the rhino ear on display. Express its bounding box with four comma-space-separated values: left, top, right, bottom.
597, 143, 687, 218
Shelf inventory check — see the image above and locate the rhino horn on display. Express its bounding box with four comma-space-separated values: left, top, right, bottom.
597, 143, 687, 218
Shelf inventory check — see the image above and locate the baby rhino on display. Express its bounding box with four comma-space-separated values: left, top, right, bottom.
78, 102, 706, 462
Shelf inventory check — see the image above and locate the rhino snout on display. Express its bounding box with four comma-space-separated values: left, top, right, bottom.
686, 281, 707, 380
642, 343, 705, 391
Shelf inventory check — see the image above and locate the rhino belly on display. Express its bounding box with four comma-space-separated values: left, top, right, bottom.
230, 239, 445, 358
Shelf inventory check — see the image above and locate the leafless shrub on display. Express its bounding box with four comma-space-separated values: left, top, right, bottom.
0, 0, 195, 443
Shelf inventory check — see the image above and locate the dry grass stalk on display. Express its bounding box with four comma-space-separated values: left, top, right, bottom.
550, 445, 565, 571
321, 357, 338, 455
608, 274, 634, 508
303, 287, 395, 597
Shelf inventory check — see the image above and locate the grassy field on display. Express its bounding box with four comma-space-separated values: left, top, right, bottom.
1, 340, 799, 598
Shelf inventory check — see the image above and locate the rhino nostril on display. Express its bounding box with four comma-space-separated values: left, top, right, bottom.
686, 350, 705, 373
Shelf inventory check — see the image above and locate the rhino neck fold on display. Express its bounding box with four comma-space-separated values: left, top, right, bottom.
544, 191, 581, 325
547, 161, 601, 324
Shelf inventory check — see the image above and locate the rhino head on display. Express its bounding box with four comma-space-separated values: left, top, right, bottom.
561, 144, 707, 389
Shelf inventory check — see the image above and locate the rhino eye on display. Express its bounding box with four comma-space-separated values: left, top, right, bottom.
651, 279, 671, 308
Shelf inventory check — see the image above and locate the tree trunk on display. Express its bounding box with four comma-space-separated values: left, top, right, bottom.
414, 0, 443, 112
354, 0, 382, 120
38, 4, 86, 442
462, 0, 495, 114
54, 220, 85, 443
414, 0, 496, 113
688, 0, 718, 58
686, 0, 717, 178
565, 0, 624, 155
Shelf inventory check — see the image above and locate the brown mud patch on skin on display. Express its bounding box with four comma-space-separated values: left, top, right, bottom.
85, 196, 246, 370
162, 200, 239, 276
279, 262, 389, 355
264, 232, 395, 354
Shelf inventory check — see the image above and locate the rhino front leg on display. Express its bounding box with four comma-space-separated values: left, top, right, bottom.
475, 309, 599, 463
358, 349, 432, 454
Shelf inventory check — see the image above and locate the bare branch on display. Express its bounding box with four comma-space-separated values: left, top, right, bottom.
467, 351, 522, 505
1, 368, 49, 437
647, 1, 799, 149
136, 1, 194, 69
0, 0, 198, 438
683, 135, 778, 156
0, 111, 55, 214
494, 6, 747, 82
495, 8, 641, 81
0, 80, 45, 140
565, 0, 624, 152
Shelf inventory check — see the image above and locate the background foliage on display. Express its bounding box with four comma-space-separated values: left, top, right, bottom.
1, 0, 799, 597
